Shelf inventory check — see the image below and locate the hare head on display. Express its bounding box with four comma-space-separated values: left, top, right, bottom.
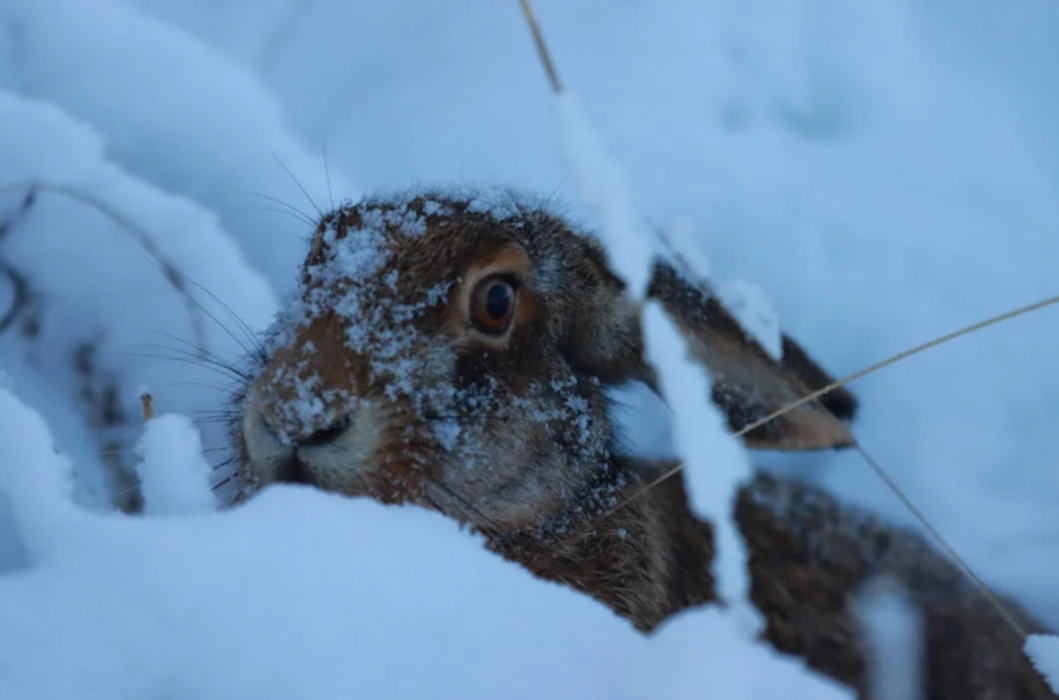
234, 188, 856, 537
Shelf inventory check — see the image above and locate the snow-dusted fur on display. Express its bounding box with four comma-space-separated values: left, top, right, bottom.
232, 191, 1053, 698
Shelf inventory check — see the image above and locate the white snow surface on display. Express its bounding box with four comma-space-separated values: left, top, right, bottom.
0, 385, 847, 699
0, 0, 1057, 696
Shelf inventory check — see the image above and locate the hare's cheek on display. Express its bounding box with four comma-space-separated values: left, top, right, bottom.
465, 441, 580, 527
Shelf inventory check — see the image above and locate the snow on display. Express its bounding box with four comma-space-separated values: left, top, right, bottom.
0, 385, 848, 700
606, 380, 678, 461
0, 386, 79, 564
1, 0, 1058, 696
0, 88, 276, 507
857, 578, 923, 700
135, 414, 217, 516
0, 0, 359, 292
1026, 635, 1059, 695
555, 92, 654, 298
643, 302, 760, 633
717, 280, 783, 360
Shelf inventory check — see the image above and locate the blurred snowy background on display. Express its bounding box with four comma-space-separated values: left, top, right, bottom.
0, 0, 1057, 697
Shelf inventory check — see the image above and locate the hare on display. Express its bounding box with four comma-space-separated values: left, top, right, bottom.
231, 189, 1054, 699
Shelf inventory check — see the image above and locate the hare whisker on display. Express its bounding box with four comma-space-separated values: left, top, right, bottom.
211, 455, 239, 473
99, 446, 231, 457
321, 142, 335, 211
238, 190, 317, 227
270, 152, 322, 218
193, 418, 242, 427
211, 475, 234, 492
423, 473, 503, 534
156, 380, 244, 397
137, 339, 248, 378
125, 350, 250, 385
177, 274, 272, 364
233, 204, 316, 229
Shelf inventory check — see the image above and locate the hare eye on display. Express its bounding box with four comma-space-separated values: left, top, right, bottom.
470, 276, 517, 334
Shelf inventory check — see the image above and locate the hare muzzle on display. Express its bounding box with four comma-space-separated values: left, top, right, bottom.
240, 305, 392, 494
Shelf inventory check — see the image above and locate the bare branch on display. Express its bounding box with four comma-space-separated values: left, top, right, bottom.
0, 186, 37, 335
0, 182, 210, 355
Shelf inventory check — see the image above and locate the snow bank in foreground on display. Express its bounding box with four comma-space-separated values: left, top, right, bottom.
0, 386, 848, 700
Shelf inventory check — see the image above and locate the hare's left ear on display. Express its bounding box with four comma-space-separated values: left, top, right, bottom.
647, 261, 857, 451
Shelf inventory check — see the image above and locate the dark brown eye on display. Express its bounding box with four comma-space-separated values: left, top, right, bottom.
470, 276, 517, 334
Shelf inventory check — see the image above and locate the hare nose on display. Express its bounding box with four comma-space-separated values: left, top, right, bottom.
296, 415, 353, 448
258, 411, 352, 448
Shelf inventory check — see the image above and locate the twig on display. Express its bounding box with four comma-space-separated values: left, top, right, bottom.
0, 263, 29, 336
0, 186, 38, 335
853, 440, 1027, 640
517, 0, 563, 93
140, 391, 154, 422
0, 185, 36, 240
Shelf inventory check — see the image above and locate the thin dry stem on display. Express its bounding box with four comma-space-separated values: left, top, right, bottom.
140, 392, 154, 422
0, 186, 37, 335
517, 0, 563, 93
853, 440, 1028, 641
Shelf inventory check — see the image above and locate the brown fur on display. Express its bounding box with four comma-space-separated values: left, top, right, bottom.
231, 189, 1055, 698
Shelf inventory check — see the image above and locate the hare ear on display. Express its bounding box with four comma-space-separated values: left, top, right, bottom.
558, 236, 658, 389
647, 261, 856, 451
